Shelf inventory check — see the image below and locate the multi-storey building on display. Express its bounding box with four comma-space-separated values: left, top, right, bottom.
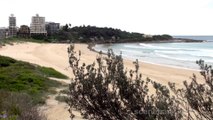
0, 27, 7, 40
45, 22, 60, 36
18, 25, 30, 38
30, 14, 47, 36
9, 14, 17, 37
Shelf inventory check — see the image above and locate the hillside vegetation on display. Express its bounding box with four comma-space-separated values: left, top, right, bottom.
56, 25, 173, 43
0, 55, 68, 119
0, 55, 67, 100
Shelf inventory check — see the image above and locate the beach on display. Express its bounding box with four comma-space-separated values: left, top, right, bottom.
0, 42, 204, 120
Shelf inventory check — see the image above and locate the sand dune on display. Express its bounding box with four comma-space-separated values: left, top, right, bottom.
0, 42, 203, 120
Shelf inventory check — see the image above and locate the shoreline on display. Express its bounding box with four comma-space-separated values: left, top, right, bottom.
131, 58, 200, 71
88, 42, 204, 87
89, 43, 201, 72
91, 38, 206, 44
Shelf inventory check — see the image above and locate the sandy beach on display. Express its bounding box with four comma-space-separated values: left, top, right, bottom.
0, 42, 204, 120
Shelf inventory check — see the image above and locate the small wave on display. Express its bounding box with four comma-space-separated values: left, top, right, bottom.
124, 44, 142, 49
155, 50, 185, 54
119, 49, 142, 54
156, 53, 195, 62
95, 43, 213, 68
200, 49, 213, 53
156, 53, 213, 63
139, 43, 198, 51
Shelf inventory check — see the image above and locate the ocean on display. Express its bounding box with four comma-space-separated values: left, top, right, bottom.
94, 36, 213, 70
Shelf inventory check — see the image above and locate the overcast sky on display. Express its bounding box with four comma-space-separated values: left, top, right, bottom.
1, 0, 213, 35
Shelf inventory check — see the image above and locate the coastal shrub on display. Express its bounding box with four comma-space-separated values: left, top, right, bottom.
59, 89, 70, 95
0, 56, 16, 67
31, 34, 47, 40
0, 37, 50, 44
169, 60, 213, 120
67, 44, 182, 119
68, 44, 213, 119
0, 90, 46, 120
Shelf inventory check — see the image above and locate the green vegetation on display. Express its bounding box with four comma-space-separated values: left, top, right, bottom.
59, 89, 69, 95
0, 55, 68, 104
0, 55, 68, 119
68, 44, 213, 120
55, 25, 173, 43
0, 90, 46, 120
0, 25, 173, 44
52, 88, 69, 103
38, 67, 68, 79
0, 37, 49, 46
55, 88, 69, 103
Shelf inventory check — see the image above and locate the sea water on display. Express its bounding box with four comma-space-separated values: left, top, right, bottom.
94, 36, 213, 70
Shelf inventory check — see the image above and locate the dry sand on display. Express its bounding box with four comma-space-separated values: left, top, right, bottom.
0, 42, 204, 120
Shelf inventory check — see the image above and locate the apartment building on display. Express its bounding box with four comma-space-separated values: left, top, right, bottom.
0, 28, 7, 39
45, 22, 60, 36
30, 14, 47, 36
18, 25, 30, 38
8, 14, 17, 37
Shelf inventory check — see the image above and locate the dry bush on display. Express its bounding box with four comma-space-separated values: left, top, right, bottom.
0, 90, 46, 120
67, 44, 182, 120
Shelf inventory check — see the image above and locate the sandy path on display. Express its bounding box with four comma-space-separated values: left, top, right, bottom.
0, 42, 204, 120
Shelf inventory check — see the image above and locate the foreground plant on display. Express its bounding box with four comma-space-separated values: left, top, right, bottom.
67, 44, 182, 119
169, 60, 213, 120
0, 90, 46, 120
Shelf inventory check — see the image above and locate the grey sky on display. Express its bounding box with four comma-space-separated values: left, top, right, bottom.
1, 0, 213, 35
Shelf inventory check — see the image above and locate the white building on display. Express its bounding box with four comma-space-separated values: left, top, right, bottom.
9, 14, 17, 37
30, 14, 47, 35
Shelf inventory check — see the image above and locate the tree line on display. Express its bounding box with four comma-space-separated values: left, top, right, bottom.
57, 24, 173, 43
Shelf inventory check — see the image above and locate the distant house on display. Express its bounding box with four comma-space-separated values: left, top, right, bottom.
18, 25, 30, 38
30, 14, 47, 36
45, 22, 60, 36
143, 34, 153, 39
0, 27, 8, 40
8, 14, 17, 37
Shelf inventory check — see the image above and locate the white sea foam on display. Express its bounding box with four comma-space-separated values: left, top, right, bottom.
124, 44, 142, 49
94, 42, 213, 69
139, 43, 210, 52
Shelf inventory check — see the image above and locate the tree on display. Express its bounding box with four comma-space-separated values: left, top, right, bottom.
67, 44, 182, 119
62, 24, 69, 32
69, 24, 72, 28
